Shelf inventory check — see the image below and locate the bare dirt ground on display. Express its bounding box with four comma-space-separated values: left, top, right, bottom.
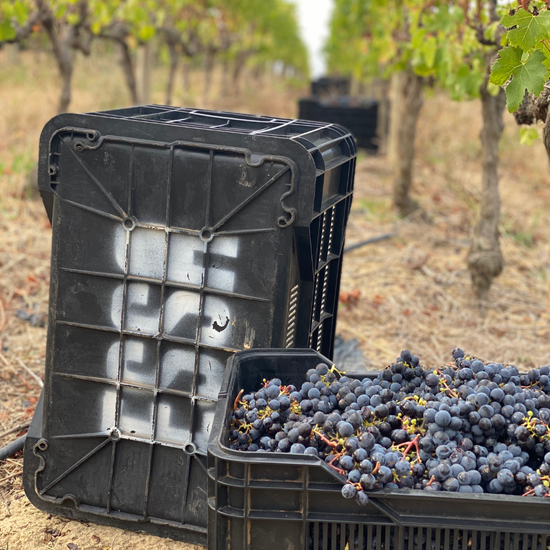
1, 49, 550, 548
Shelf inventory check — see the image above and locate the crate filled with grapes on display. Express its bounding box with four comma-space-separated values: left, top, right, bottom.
207, 348, 550, 550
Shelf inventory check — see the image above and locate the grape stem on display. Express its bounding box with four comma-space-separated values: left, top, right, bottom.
372, 461, 381, 475
394, 434, 420, 457
233, 389, 244, 411
441, 380, 458, 398
426, 475, 436, 487
313, 429, 339, 449
522, 488, 536, 497
328, 463, 346, 476
433, 368, 459, 398
329, 451, 345, 465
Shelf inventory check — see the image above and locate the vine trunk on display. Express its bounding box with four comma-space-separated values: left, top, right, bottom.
467, 83, 506, 307
392, 71, 424, 217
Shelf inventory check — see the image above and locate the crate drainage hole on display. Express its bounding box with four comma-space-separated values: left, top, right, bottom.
123, 217, 136, 231
200, 228, 214, 242
184, 443, 197, 456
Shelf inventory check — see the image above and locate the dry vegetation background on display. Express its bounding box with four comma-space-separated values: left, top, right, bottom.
0, 47, 550, 548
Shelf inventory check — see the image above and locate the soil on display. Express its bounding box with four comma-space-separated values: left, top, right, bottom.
1, 490, 201, 549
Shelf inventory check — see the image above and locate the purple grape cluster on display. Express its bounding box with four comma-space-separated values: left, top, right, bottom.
228, 348, 550, 506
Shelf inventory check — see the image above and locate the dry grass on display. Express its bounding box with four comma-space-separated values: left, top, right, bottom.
1, 48, 550, 547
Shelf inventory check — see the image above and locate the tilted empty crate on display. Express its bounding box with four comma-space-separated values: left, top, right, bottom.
23, 106, 356, 544
207, 349, 550, 550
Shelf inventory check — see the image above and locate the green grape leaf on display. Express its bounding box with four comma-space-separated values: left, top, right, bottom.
520, 127, 539, 146
411, 27, 426, 51
501, 9, 550, 51
485, 21, 500, 43
490, 46, 548, 111
534, 41, 550, 69
451, 63, 483, 100
139, 25, 156, 41
487, 82, 502, 97
424, 36, 437, 69
13, 1, 28, 25
67, 13, 80, 26
0, 19, 16, 41
91, 20, 102, 35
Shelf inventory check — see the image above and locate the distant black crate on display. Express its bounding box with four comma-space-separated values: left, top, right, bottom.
207, 349, 550, 550
23, 106, 356, 545
298, 97, 380, 152
310, 77, 351, 98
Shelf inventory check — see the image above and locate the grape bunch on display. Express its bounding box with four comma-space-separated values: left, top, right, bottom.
228, 348, 550, 507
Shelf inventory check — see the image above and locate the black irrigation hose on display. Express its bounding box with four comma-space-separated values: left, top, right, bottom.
344, 232, 395, 254
0, 434, 26, 461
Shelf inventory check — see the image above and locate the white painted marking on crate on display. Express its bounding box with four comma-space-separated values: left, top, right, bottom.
102, 230, 242, 444
167, 234, 204, 285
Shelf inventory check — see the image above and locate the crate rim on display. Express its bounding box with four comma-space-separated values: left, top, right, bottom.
39, 109, 357, 165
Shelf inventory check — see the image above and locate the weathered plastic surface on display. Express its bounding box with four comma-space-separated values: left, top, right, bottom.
207, 349, 550, 550
23, 106, 356, 545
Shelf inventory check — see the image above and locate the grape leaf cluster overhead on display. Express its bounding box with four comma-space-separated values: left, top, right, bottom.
490, 4, 550, 112
0, 0, 308, 76
326, 1, 550, 111
326, 1, 504, 102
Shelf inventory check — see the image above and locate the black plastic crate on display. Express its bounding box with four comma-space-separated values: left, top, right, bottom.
23, 106, 356, 545
298, 97, 380, 152
207, 349, 550, 550
311, 77, 351, 98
